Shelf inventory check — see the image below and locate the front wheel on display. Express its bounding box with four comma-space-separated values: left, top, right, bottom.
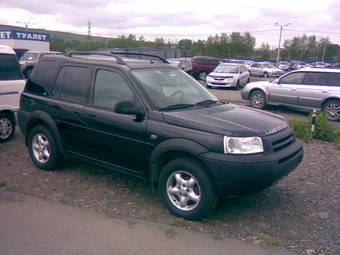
263, 72, 269, 78
249, 90, 266, 109
0, 113, 15, 143
323, 99, 340, 121
158, 157, 216, 220
199, 72, 207, 81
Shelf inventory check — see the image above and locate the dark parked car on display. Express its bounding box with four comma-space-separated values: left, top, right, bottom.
18, 52, 303, 220
191, 56, 220, 81
19, 51, 62, 78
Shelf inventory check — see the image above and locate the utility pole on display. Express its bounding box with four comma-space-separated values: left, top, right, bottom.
87, 20, 92, 49
321, 43, 327, 62
275, 23, 290, 66
16, 21, 36, 30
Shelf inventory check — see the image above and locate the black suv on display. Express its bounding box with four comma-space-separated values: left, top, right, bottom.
18, 52, 303, 220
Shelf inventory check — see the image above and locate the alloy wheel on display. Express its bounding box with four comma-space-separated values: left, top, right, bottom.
32, 133, 51, 164
166, 170, 201, 211
0, 118, 13, 140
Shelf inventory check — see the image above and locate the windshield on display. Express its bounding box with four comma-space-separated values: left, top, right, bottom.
20, 53, 39, 61
214, 64, 239, 73
263, 63, 275, 68
132, 68, 218, 110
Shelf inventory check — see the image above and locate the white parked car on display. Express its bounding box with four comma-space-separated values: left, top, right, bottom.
249, 62, 285, 78
0, 45, 26, 142
206, 63, 250, 89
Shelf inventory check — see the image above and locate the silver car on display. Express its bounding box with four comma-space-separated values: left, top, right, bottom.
249, 62, 285, 78
241, 68, 340, 121
206, 63, 250, 89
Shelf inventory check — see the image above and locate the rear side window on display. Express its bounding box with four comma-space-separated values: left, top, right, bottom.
0, 54, 21, 80
325, 73, 340, 87
280, 72, 305, 84
303, 72, 328, 86
25, 60, 58, 95
196, 58, 219, 65
59, 66, 91, 103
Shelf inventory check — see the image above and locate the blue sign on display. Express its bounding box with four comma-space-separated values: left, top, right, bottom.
0, 30, 49, 42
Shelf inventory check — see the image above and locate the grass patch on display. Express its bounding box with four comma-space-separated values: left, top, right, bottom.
289, 112, 340, 148
261, 234, 281, 246
0, 180, 7, 188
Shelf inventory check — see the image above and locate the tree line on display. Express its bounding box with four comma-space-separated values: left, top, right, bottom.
50, 32, 340, 62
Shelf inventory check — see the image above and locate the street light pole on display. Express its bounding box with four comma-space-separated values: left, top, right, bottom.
275, 23, 290, 66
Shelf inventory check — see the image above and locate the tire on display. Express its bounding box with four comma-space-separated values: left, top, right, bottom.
263, 72, 269, 78
199, 72, 207, 81
158, 157, 217, 220
235, 80, 241, 90
28, 125, 62, 170
322, 99, 340, 121
249, 90, 266, 109
0, 113, 15, 143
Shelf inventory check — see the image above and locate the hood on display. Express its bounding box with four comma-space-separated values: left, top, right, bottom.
208, 72, 236, 78
162, 104, 287, 137
264, 67, 283, 72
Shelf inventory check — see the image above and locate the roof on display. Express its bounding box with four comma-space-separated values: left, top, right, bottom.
24, 51, 62, 54
0, 45, 15, 54
219, 63, 242, 66
299, 67, 340, 73
42, 54, 175, 70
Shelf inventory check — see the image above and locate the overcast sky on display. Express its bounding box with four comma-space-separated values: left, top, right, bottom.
0, 0, 339, 47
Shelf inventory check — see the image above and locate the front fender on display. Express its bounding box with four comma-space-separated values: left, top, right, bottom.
149, 138, 209, 182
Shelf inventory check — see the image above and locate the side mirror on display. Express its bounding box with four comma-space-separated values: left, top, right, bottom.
272, 78, 280, 84
114, 101, 145, 120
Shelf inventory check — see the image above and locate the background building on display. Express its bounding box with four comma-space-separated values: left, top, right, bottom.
0, 29, 50, 58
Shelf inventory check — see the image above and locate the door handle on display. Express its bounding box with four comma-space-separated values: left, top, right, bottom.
321, 90, 328, 93
291, 88, 297, 91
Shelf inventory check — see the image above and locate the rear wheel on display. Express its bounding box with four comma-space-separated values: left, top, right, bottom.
323, 99, 340, 121
0, 113, 15, 143
28, 125, 62, 170
158, 157, 216, 220
249, 90, 266, 109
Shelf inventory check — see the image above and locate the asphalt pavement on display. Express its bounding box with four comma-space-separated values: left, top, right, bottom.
0, 190, 294, 255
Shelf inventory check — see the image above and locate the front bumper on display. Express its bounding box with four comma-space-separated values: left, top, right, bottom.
206, 78, 237, 87
201, 130, 303, 195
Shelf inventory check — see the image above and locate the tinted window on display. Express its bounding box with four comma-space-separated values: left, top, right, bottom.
326, 73, 340, 87
59, 66, 90, 103
196, 59, 219, 65
0, 54, 21, 80
251, 63, 260, 68
280, 72, 305, 84
303, 72, 328, 86
93, 70, 134, 109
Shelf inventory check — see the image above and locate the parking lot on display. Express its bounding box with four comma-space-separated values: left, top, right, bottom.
1, 83, 339, 254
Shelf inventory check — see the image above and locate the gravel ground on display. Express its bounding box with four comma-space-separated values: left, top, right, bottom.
1, 130, 339, 255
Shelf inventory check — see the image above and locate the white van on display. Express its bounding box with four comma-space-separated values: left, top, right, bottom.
0, 45, 26, 142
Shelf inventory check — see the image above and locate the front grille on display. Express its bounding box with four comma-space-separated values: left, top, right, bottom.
272, 133, 295, 152
278, 149, 301, 164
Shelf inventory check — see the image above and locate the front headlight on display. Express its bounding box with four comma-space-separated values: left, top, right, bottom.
224, 136, 264, 154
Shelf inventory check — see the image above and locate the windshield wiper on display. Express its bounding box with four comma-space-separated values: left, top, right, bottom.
159, 104, 194, 111
194, 100, 225, 106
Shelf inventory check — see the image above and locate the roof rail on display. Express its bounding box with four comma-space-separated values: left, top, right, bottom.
111, 52, 170, 64
68, 51, 126, 65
